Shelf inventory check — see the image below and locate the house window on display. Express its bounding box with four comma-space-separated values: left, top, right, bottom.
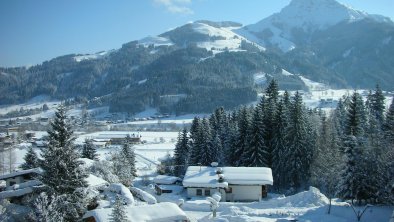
9, 181, 16, 186
204, 189, 210, 196
196, 189, 202, 196
225, 187, 232, 193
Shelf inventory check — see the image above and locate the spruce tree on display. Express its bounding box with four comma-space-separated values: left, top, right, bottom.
284, 91, 310, 191
81, 139, 98, 160
199, 118, 214, 166
263, 80, 279, 168
109, 195, 129, 222
384, 97, 394, 143
242, 106, 267, 167
40, 105, 88, 195
121, 139, 137, 177
338, 92, 368, 202
21, 146, 39, 170
233, 107, 251, 166
39, 105, 88, 221
272, 99, 289, 190
369, 84, 386, 125
173, 128, 190, 177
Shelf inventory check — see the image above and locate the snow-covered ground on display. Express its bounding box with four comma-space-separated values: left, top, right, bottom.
2, 129, 393, 222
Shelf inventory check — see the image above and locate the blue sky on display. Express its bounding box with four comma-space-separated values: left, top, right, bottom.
0, 0, 393, 67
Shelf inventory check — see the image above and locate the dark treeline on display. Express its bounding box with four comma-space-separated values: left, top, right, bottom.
166, 80, 394, 204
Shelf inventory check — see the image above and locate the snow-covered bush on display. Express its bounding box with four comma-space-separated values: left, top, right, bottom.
130, 187, 157, 204
89, 160, 119, 183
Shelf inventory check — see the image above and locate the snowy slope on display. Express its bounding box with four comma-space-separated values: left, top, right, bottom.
73, 50, 115, 62
191, 22, 264, 53
236, 0, 390, 52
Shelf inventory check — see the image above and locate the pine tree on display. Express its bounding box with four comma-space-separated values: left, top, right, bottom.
40, 105, 88, 195
242, 106, 267, 167
21, 146, 39, 170
173, 128, 190, 177
109, 195, 129, 222
81, 139, 98, 160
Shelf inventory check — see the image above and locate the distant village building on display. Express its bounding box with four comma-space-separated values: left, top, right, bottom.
154, 175, 182, 195
94, 133, 141, 146
183, 166, 273, 202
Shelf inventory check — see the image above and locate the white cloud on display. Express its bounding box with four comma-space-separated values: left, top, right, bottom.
154, 0, 194, 15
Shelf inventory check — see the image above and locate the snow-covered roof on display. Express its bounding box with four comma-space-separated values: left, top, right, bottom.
0, 187, 34, 199
5, 180, 41, 191
0, 168, 43, 180
154, 175, 181, 185
83, 202, 189, 222
183, 166, 273, 188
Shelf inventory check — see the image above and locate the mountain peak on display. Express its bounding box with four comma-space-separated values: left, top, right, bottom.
280, 0, 367, 29
236, 0, 389, 52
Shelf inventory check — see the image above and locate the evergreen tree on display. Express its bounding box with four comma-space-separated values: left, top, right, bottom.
21, 146, 39, 170
173, 128, 190, 177
272, 99, 289, 191
384, 97, 394, 143
234, 106, 251, 166
189, 119, 203, 165
224, 117, 239, 166
337, 135, 365, 202
199, 118, 214, 166
338, 92, 368, 203
263, 80, 279, 168
40, 105, 88, 195
81, 139, 98, 160
121, 138, 137, 177
345, 92, 366, 137
369, 84, 386, 125
284, 91, 310, 191
210, 132, 223, 165
109, 195, 129, 222
39, 105, 88, 221
310, 114, 341, 212
242, 106, 267, 167
190, 117, 200, 142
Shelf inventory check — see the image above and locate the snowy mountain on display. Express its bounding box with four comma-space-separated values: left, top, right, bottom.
236, 0, 391, 52
157, 20, 264, 53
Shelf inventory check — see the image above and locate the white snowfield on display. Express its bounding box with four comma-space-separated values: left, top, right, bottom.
138, 36, 174, 47
83, 202, 189, 222
191, 22, 264, 53
183, 166, 273, 188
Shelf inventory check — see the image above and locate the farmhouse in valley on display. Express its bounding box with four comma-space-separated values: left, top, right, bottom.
182, 165, 273, 202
